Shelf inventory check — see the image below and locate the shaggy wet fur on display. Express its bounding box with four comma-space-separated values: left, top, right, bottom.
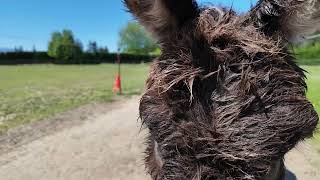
125, 0, 319, 179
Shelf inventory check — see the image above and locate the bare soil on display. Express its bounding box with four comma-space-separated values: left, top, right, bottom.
0, 96, 318, 180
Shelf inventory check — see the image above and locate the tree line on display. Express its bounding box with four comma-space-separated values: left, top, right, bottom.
47, 29, 110, 62
0, 22, 159, 64
0, 22, 319, 65
46, 22, 159, 62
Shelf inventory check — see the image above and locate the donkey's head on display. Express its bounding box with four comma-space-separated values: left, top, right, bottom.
125, 0, 319, 179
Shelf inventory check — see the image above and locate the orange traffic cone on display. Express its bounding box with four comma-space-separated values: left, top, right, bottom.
113, 75, 122, 94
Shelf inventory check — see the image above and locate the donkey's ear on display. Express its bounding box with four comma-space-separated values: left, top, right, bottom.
124, 0, 199, 40
250, 0, 320, 43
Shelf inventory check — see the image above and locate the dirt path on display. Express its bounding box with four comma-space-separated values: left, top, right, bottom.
285, 143, 320, 180
0, 96, 319, 180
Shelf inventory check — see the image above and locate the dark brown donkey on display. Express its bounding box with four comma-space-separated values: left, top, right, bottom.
124, 0, 320, 179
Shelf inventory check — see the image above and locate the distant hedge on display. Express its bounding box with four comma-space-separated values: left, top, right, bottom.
81, 53, 155, 64
3, 49, 318, 65
0, 52, 156, 65
294, 41, 320, 65
0, 52, 53, 65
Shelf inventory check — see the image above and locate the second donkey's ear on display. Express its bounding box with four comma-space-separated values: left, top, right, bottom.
124, 0, 199, 41
250, 0, 320, 43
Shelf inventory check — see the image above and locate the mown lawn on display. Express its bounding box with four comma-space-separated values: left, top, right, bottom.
303, 66, 320, 152
0, 64, 149, 133
304, 66, 320, 113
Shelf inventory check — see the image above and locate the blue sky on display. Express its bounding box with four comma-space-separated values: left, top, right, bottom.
0, 0, 257, 52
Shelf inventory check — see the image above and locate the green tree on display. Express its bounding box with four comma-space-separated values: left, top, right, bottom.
14, 46, 24, 52
98, 46, 109, 54
48, 32, 63, 58
118, 22, 159, 55
87, 41, 98, 54
48, 29, 83, 62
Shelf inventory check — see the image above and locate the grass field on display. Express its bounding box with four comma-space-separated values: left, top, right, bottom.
304, 66, 320, 114
0, 64, 319, 137
0, 64, 149, 133
304, 66, 320, 152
